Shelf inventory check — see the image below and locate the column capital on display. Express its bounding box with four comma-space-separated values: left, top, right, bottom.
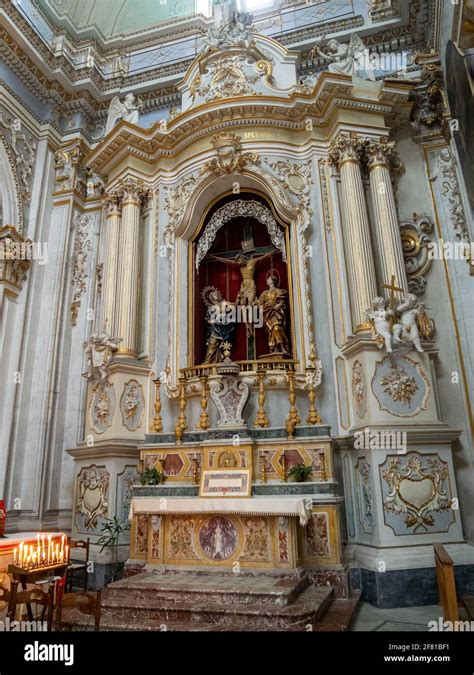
328, 135, 365, 168
103, 189, 123, 217
118, 176, 153, 207
364, 137, 405, 173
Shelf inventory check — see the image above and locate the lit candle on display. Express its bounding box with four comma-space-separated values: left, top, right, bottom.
19, 541, 24, 567
47, 535, 52, 563
56, 544, 59, 562
13, 548, 17, 565
65, 544, 69, 561
60, 534, 65, 560
42, 535, 45, 559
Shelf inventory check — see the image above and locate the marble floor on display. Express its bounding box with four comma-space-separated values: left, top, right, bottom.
351, 603, 470, 631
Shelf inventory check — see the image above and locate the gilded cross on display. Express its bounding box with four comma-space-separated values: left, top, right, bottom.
383, 275, 404, 310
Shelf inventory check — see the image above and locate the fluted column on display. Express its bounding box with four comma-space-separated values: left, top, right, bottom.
329, 135, 378, 333
365, 137, 408, 296
115, 177, 151, 357
101, 191, 122, 334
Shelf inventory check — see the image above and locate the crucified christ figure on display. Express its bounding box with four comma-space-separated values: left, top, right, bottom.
208, 249, 276, 305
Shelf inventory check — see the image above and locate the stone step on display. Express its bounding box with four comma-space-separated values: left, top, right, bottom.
105, 572, 309, 607
57, 611, 310, 632
313, 592, 362, 632
99, 585, 333, 630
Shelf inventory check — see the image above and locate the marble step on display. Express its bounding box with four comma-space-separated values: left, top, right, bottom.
57, 613, 309, 632
98, 585, 333, 630
105, 572, 309, 607
313, 593, 362, 632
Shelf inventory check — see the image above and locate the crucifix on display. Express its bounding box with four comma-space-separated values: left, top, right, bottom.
204, 223, 277, 359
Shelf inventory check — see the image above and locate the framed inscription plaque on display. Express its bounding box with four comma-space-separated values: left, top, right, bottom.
199, 469, 252, 498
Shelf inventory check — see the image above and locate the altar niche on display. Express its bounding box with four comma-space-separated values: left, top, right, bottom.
191, 193, 293, 365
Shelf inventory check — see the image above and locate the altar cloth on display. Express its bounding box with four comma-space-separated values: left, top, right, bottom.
129, 497, 311, 526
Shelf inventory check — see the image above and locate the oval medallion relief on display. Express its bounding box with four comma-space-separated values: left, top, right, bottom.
198, 516, 238, 561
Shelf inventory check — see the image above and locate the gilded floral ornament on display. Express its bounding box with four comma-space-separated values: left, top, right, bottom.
380, 362, 418, 406
120, 380, 145, 432
89, 382, 116, 435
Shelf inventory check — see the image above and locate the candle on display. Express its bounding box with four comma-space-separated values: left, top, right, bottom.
47, 535, 51, 564
42, 535, 45, 559
60, 534, 65, 560
19, 541, 24, 567
13, 548, 17, 565
65, 544, 69, 562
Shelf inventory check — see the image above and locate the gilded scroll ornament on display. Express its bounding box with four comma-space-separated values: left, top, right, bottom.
382, 454, 451, 532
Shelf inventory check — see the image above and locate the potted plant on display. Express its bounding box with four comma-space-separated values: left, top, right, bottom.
96, 516, 130, 583
139, 467, 165, 486
288, 462, 313, 483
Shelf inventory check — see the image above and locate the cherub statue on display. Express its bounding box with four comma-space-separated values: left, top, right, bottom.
366, 297, 400, 353
105, 93, 141, 136
83, 329, 122, 380
309, 34, 375, 81
392, 293, 433, 353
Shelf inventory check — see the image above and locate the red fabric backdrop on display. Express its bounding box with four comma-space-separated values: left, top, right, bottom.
194, 196, 290, 364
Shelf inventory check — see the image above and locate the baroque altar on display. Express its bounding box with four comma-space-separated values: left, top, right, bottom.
62, 9, 469, 608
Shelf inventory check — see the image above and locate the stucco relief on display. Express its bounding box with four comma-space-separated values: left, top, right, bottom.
372, 356, 430, 417
380, 453, 454, 535
75, 465, 109, 532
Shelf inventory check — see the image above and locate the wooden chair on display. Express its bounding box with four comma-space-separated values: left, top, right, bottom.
434, 543, 459, 623
8, 580, 54, 630
0, 576, 12, 610
66, 538, 90, 592
55, 590, 101, 631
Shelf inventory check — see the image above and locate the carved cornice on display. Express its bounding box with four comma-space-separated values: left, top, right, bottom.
86, 74, 412, 175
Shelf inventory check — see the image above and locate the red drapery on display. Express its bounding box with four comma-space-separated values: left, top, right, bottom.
193, 196, 290, 364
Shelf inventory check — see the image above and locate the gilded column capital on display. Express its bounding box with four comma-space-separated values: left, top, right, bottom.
118, 176, 153, 207
364, 137, 404, 173
328, 135, 364, 168
103, 189, 123, 217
